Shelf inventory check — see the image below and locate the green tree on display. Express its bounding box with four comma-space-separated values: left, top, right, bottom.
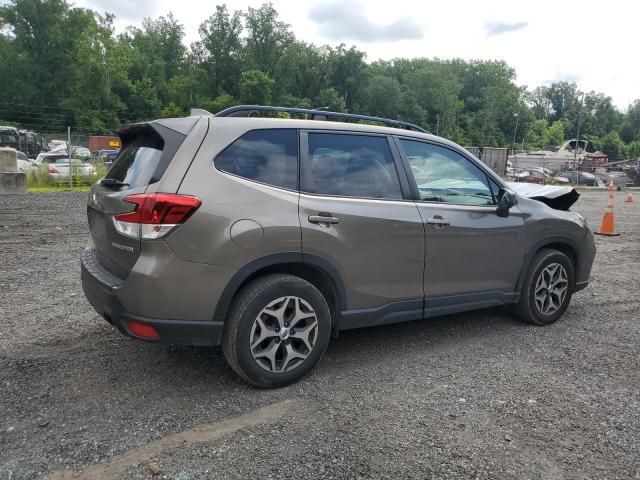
121, 13, 187, 113
409, 64, 463, 137
619, 100, 640, 143
160, 102, 185, 118
239, 70, 275, 105
546, 82, 580, 122
366, 75, 401, 119
528, 119, 549, 148
545, 120, 565, 146
198, 5, 243, 97
0, 0, 101, 124
626, 140, 640, 159
244, 3, 293, 75
328, 44, 368, 112
201, 93, 237, 113
600, 131, 625, 160
315, 88, 345, 112
527, 86, 552, 120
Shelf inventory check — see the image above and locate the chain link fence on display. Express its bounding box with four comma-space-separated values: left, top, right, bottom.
20, 131, 120, 188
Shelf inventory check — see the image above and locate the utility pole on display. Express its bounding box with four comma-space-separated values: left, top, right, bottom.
572, 93, 585, 185
511, 112, 519, 155
68, 126, 72, 189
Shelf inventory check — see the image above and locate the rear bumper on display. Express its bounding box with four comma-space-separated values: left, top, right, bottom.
81, 248, 223, 346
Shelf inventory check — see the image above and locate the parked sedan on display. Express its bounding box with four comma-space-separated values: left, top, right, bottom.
560, 171, 603, 187
42, 154, 96, 181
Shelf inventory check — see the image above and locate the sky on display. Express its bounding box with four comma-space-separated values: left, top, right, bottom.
79, 0, 638, 110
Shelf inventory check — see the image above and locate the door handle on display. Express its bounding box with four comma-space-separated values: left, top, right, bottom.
427, 217, 450, 229
308, 214, 340, 225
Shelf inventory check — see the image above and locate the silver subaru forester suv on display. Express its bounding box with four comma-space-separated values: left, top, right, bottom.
82, 105, 596, 388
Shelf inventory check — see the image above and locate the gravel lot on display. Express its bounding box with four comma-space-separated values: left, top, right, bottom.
1, 189, 639, 480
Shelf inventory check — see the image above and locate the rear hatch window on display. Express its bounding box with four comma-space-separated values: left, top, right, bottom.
104, 132, 163, 190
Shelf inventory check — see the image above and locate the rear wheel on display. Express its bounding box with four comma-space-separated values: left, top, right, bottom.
515, 249, 575, 326
222, 274, 331, 388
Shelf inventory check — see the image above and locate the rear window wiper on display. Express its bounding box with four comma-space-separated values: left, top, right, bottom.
100, 178, 129, 188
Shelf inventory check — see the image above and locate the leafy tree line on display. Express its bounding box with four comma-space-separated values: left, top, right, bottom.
1, 0, 639, 160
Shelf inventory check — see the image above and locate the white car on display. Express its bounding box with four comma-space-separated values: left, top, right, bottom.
36, 146, 91, 164
16, 151, 37, 172
41, 153, 96, 180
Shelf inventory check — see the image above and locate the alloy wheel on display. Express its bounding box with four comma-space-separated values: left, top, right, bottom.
534, 263, 569, 316
249, 296, 319, 373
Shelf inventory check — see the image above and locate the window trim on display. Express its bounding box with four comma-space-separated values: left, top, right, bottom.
394, 136, 504, 207
212, 127, 300, 192
299, 130, 413, 202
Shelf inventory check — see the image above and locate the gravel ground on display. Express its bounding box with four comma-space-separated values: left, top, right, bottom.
0, 190, 639, 480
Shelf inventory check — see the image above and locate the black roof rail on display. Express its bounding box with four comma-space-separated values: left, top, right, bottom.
212, 105, 429, 134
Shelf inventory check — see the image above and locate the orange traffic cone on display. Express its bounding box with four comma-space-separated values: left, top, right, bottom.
625, 191, 634, 203
595, 183, 620, 236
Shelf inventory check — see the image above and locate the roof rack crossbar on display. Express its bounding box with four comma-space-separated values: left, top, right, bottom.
212, 105, 428, 133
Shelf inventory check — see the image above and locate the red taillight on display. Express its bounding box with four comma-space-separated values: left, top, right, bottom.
115, 193, 201, 224
127, 320, 159, 339
48, 166, 58, 173
112, 193, 201, 240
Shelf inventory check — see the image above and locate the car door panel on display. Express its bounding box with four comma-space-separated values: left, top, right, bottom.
415, 203, 525, 298
396, 137, 526, 307
299, 131, 425, 313
300, 194, 424, 308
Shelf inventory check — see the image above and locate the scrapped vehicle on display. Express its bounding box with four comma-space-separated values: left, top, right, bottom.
41, 154, 96, 181
511, 167, 568, 185
513, 170, 544, 184
561, 170, 603, 187
96, 149, 120, 166
598, 171, 633, 188
36, 145, 91, 163
81, 105, 596, 388
16, 151, 36, 172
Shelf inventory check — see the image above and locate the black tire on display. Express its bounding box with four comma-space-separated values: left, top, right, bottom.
515, 248, 575, 326
221, 274, 331, 388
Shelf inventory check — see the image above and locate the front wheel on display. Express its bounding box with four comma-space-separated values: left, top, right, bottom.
515, 249, 575, 326
222, 274, 331, 388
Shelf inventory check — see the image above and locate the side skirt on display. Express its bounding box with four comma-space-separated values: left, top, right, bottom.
339, 291, 519, 331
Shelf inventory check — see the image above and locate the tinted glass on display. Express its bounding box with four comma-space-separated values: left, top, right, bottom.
305, 133, 402, 199
215, 129, 298, 190
105, 133, 163, 189
400, 140, 494, 206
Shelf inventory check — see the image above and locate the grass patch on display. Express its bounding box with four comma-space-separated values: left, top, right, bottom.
27, 158, 106, 190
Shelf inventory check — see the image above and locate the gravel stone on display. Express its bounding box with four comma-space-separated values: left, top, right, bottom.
1, 190, 639, 479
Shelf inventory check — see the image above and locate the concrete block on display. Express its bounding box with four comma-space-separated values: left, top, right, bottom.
0, 147, 19, 173
0, 172, 27, 194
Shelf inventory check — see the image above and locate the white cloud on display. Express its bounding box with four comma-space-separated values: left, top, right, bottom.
485, 21, 528, 37
309, 0, 424, 42
83, 0, 158, 22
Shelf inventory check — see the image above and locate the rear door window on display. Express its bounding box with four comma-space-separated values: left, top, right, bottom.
105, 133, 164, 190
214, 129, 298, 190
302, 133, 403, 200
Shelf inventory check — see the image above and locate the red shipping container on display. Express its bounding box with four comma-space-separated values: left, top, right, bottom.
89, 135, 121, 153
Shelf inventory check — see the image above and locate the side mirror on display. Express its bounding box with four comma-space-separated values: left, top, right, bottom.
496, 188, 516, 217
